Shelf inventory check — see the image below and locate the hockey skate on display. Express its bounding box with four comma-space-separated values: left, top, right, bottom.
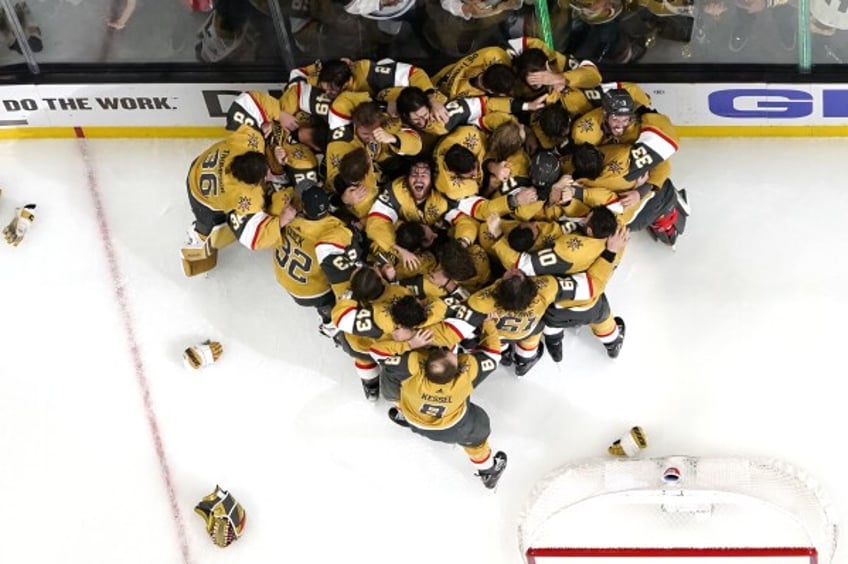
514, 343, 544, 377
387, 406, 409, 427
604, 317, 626, 359
544, 334, 564, 363
476, 451, 508, 490
318, 321, 339, 339
361, 377, 380, 402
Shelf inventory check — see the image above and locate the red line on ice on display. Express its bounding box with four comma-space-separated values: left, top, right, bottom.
77, 140, 193, 564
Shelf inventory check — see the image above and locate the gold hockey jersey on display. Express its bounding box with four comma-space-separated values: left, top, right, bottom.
493, 230, 607, 275
396, 243, 492, 300
290, 58, 437, 98
571, 105, 677, 148
380, 320, 502, 430
365, 177, 451, 255
274, 215, 359, 301
466, 274, 583, 341
432, 46, 513, 99
326, 116, 423, 187
187, 124, 281, 251
433, 125, 489, 200
506, 36, 603, 91
333, 288, 478, 360
478, 219, 570, 255
491, 247, 621, 310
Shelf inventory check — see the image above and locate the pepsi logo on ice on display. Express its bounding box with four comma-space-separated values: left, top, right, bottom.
708, 88, 848, 118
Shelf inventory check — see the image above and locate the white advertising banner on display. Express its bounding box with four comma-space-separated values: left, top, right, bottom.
644, 83, 848, 127
0, 82, 846, 133
0, 83, 283, 128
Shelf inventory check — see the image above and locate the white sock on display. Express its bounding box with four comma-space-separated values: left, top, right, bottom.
471, 451, 494, 472
515, 343, 538, 359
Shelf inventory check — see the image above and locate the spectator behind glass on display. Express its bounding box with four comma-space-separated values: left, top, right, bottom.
567, 0, 648, 63
0, 1, 42, 54
422, 0, 523, 57
195, 0, 280, 63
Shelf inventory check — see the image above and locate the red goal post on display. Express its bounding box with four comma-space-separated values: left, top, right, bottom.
518, 456, 838, 564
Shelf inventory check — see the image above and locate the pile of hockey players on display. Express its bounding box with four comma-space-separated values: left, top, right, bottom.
181, 36, 688, 489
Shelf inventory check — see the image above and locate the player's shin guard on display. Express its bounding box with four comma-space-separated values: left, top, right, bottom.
355, 360, 380, 401
594, 316, 626, 359
514, 336, 544, 377
466, 443, 508, 489
500, 342, 514, 367
543, 326, 564, 363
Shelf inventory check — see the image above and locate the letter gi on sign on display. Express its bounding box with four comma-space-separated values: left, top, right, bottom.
708, 88, 848, 119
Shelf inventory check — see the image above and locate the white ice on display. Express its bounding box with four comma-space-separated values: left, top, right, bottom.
0, 137, 846, 564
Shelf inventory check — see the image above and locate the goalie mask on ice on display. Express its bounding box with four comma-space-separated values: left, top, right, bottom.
194, 486, 246, 547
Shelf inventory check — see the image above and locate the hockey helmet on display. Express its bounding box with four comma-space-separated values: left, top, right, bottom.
530, 149, 562, 191
602, 88, 636, 116
296, 179, 331, 220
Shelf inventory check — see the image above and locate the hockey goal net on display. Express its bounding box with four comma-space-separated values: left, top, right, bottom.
518, 456, 839, 564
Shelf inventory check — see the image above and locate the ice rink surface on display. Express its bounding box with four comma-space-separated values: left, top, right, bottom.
1, 136, 846, 564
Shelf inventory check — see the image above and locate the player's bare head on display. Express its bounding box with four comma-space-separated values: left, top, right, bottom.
437, 239, 476, 282
339, 147, 370, 185
507, 224, 537, 253
228, 151, 267, 185
424, 348, 459, 384
571, 143, 604, 180
512, 48, 549, 87
444, 144, 477, 177
487, 120, 525, 163
353, 101, 383, 128
585, 206, 618, 238
317, 59, 352, 98
538, 103, 571, 141
390, 295, 428, 328
397, 87, 430, 129
396, 220, 437, 253
494, 270, 537, 311
406, 159, 432, 200
353, 102, 385, 143
298, 123, 329, 152
480, 64, 517, 96
350, 266, 385, 302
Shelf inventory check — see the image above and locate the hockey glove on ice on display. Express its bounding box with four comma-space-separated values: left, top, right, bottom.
3, 204, 36, 246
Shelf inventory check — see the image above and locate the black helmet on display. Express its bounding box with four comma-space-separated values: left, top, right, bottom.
602, 88, 636, 116
530, 149, 562, 190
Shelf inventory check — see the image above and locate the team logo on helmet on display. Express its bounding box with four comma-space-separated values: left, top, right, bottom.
602, 88, 636, 116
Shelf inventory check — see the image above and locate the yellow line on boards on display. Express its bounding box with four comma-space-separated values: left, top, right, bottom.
81, 126, 228, 138
0, 127, 78, 139
678, 126, 848, 137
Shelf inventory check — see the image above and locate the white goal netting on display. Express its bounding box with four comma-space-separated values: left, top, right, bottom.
518, 456, 839, 563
